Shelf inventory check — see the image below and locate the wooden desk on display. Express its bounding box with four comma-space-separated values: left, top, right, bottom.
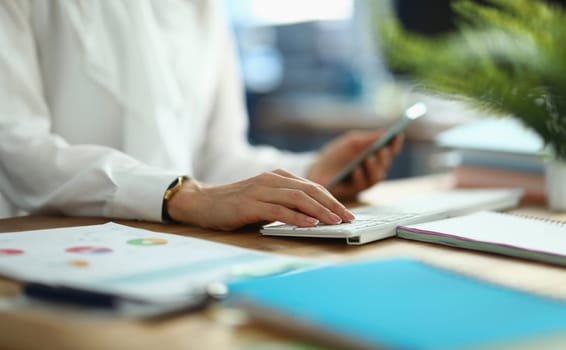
1, 174, 566, 350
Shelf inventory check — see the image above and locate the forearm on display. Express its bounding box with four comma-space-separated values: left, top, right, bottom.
0, 128, 179, 221
164, 170, 354, 231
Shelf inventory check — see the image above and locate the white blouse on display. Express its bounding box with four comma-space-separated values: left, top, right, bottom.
0, 0, 314, 221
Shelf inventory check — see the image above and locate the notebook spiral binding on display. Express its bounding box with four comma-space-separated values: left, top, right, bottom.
510, 213, 566, 227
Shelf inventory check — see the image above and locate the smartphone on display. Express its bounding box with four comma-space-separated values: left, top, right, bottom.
326, 102, 427, 189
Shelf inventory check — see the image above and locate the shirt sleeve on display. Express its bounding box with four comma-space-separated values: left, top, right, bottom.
0, 1, 179, 222
191, 4, 317, 185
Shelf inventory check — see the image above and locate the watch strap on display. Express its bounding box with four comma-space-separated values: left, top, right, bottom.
161, 176, 189, 222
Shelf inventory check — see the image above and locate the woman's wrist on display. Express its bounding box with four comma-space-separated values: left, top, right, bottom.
162, 176, 189, 222
165, 177, 205, 225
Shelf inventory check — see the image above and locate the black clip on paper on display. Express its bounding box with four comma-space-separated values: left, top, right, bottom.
23, 282, 219, 318
23, 282, 119, 309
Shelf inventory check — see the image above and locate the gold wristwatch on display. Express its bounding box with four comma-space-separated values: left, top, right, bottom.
162, 176, 188, 222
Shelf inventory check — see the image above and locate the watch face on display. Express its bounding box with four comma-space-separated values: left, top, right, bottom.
162, 176, 188, 222
165, 176, 185, 200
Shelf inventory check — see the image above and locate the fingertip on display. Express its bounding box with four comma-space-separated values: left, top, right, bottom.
351, 167, 368, 192
329, 212, 342, 225
379, 146, 391, 159
303, 216, 320, 227
352, 166, 363, 179
377, 148, 389, 167
364, 154, 375, 168
292, 216, 320, 228
344, 209, 355, 222
393, 134, 405, 153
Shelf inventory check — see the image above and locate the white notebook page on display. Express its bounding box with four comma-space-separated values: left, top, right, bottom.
398, 211, 566, 257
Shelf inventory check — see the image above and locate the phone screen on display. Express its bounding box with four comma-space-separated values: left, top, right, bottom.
325, 102, 427, 189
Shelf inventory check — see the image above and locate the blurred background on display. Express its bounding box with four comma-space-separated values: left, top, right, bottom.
225, 0, 565, 202
225, 0, 485, 180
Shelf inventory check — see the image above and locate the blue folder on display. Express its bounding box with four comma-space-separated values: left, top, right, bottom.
227, 258, 566, 350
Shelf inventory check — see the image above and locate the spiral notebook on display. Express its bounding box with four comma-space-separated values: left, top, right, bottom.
397, 211, 566, 266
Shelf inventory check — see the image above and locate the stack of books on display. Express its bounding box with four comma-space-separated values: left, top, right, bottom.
435, 118, 546, 203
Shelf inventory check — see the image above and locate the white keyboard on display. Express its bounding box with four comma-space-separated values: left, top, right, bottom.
260, 188, 524, 245
261, 209, 443, 245
269, 213, 421, 233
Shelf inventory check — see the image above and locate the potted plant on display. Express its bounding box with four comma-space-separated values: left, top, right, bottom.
378, 0, 566, 210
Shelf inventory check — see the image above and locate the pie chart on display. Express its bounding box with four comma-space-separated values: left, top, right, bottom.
0, 249, 24, 256
67, 259, 90, 268
127, 238, 168, 246
65, 246, 113, 254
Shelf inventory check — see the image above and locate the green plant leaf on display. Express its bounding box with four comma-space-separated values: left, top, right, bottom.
378, 0, 566, 160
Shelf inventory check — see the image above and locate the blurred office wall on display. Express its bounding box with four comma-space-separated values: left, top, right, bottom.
225, 0, 396, 143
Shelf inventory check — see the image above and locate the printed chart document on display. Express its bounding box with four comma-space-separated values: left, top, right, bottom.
227, 258, 566, 350
397, 211, 566, 266
0, 223, 308, 315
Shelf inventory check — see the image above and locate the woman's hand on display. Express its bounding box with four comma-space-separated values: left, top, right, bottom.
308, 130, 404, 200
166, 169, 355, 230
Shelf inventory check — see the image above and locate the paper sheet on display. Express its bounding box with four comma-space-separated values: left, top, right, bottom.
0, 223, 304, 302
